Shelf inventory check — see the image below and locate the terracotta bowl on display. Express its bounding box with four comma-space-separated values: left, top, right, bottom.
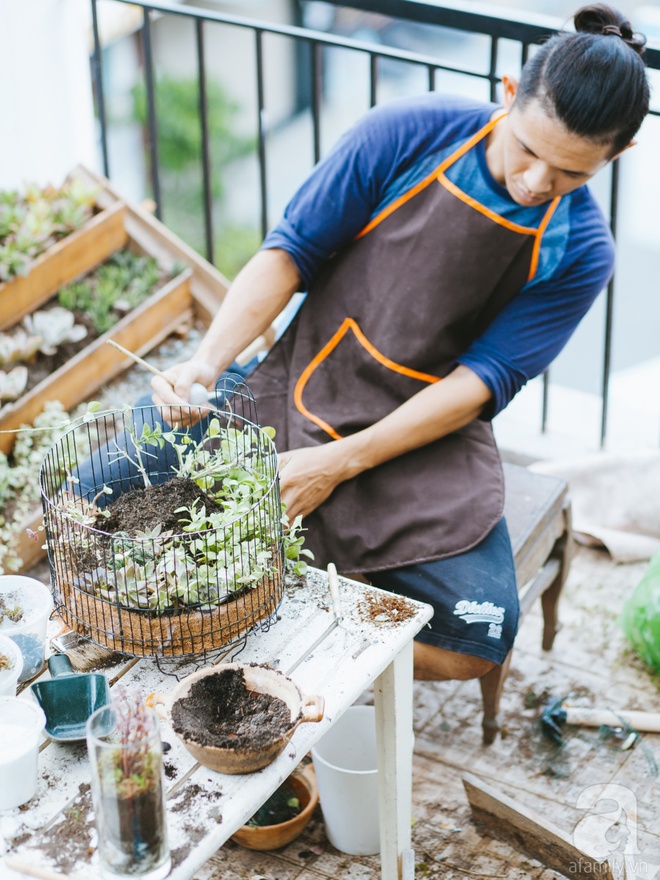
148, 662, 324, 774
231, 763, 319, 850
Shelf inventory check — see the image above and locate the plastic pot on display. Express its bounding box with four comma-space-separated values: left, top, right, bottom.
0, 575, 53, 682
0, 634, 23, 697
0, 696, 46, 810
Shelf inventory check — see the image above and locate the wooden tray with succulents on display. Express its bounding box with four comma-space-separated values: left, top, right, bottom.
0, 165, 273, 577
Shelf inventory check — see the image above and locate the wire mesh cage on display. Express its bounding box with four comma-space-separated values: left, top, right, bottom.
39, 376, 284, 657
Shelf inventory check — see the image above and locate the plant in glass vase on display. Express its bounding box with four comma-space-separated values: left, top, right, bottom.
87, 688, 171, 880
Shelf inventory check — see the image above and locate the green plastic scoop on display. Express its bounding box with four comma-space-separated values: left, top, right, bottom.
30, 654, 111, 742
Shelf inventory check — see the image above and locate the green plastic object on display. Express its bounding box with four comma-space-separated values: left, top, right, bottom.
30, 653, 111, 742
620, 548, 660, 673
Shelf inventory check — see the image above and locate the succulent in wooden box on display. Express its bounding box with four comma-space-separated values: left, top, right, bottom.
0, 179, 97, 282
22, 307, 88, 356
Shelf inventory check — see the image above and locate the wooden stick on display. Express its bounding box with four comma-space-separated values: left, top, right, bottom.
106, 338, 171, 382
3, 856, 75, 880
326, 563, 343, 624
106, 338, 214, 405
462, 773, 615, 880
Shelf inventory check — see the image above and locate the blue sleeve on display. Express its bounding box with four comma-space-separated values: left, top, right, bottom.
458, 197, 615, 419
262, 94, 487, 288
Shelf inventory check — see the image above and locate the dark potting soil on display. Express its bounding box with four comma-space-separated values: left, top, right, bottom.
171, 667, 295, 750
247, 779, 301, 827
95, 476, 223, 537
101, 781, 168, 874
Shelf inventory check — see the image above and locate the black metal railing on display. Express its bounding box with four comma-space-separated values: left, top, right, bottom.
89, 0, 660, 448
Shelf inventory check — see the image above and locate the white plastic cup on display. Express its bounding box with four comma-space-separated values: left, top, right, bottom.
0, 635, 24, 696
0, 576, 53, 682
312, 705, 380, 855
0, 696, 46, 810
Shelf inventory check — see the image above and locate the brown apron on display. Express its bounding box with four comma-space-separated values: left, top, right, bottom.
247, 113, 560, 573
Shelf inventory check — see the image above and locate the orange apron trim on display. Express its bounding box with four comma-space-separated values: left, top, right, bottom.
528, 195, 561, 282
294, 317, 440, 440
436, 173, 541, 236
357, 110, 560, 281
356, 111, 506, 239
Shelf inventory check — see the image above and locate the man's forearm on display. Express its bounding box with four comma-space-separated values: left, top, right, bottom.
335, 365, 493, 480
196, 248, 301, 374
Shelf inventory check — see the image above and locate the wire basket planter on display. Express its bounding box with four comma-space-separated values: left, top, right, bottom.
39, 377, 285, 658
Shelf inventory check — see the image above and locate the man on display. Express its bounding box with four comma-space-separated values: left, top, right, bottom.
151, 6, 650, 683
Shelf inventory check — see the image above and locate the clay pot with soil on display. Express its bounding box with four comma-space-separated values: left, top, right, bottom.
231, 763, 319, 850
148, 663, 324, 774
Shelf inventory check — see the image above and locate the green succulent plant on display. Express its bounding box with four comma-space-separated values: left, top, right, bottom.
55, 411, 313, 614
0, 180, 97, 283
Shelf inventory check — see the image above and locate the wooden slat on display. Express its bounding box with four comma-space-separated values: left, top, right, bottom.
69, 165, 228, 320
0, 269, 193, 454
11, 508, 45, 574
503, 462, 568, 588
0, 202, 128, 331
463, 772, 614, 880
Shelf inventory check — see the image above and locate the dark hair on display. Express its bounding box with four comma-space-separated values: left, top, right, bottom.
516, 4, 650, 155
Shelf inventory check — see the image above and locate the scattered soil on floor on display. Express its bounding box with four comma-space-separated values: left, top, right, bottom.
171, 666, 295, 749
95, 476, 223, 537
171, 823, 208, 869
358, 592, 416, 625
170, 782, 221, 814
36, 784, 95, 874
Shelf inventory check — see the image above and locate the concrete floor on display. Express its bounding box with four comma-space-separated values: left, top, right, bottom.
193, 544, 660, 880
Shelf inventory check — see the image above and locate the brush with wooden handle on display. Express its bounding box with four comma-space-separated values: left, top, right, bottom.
542, 696, 660, 743
558, 707, 660, 731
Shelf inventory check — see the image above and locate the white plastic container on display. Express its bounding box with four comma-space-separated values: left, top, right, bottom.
0, 576, 53, 682
312, 705, 381, 855
0, 634, 24, 696
0, 696, 46, 810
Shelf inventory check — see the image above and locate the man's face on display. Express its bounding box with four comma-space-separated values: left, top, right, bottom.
488, 79, 620, 207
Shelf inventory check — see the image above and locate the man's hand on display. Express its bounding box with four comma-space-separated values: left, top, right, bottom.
151, 358, 218, 422
278, 444, 349, 520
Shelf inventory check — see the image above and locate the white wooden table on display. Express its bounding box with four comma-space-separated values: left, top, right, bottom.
1, 568, 432, 880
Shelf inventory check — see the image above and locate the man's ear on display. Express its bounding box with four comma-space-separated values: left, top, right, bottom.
610, 140, 637, 161
501, 76, 518, 110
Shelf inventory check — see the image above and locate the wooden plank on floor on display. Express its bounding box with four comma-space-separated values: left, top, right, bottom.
463, 772, 614, 880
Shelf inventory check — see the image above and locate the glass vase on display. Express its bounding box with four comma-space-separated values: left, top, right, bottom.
87, 705, 171, 880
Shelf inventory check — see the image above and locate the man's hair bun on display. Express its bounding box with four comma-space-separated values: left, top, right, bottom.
574, 3, 646, 54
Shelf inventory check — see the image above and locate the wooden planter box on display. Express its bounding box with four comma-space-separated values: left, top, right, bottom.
0, 267, 194, 455
12, 508, 45, 574
0, 201, 128, 331
3, 163, 273, 576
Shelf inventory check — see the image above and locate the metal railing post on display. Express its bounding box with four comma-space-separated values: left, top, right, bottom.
90, 0, 110, 178
141, 6, 163, 220
600, 158, 620, 447
196, 19, 215, 265
255, 29, 269, 239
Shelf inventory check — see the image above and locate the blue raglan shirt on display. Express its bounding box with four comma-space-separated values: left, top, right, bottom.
262, 93, 615, 418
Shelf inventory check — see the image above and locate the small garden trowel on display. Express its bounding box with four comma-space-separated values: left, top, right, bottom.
30, 653, 111, 742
